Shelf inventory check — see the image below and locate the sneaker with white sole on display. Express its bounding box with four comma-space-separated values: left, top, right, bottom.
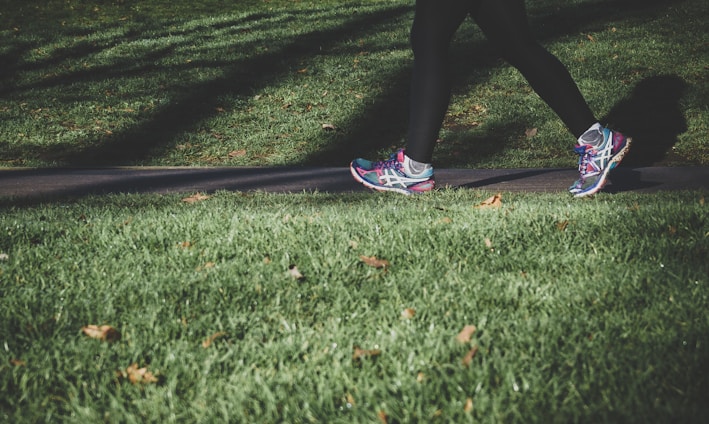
350, 149, 434, 195
570, 128, 632, 197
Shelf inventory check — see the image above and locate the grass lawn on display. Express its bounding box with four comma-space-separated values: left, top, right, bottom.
1, 0, 708, 422
1, 0, 707, 168
1, 190, 708, 422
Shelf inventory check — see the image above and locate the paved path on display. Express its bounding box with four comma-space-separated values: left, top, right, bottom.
1, 166, 707, 200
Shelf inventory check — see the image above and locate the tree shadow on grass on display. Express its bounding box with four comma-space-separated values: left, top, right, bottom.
0, 0, 691, 171
0, 5, 415, 166
303, 0, 689, 167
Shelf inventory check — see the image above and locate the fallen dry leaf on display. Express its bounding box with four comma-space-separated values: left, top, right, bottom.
464, 397, 474, 413
353, 346, 382, 362
121, 363, 158, 385
288, 264, 305, 280
10, 359, 26, 367
462, 345, 479, 367
0, 253, 8, 261
182, 192, 211, 204
202, 331, 227, 348
525, 127, 538, 138
81, 324, 121, 342
345, 392, 356, 407
456, 325, 477, 344
586, 34, 596, 42
556, 220, 569, 231
360, 255, 389, 269
322, 123, 337, 131
377, 410, 388, 424
401, 308, 416, 319
228, 149, 247, 158
475, 194, 502, 209
484, 238, 494, 251
196, 261, 216, 271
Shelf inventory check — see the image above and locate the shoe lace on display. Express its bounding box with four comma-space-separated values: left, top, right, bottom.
375, 152, 404, 172
575, 145, 595, 178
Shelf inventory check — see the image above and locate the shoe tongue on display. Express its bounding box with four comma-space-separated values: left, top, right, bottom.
574, 145, 589, 154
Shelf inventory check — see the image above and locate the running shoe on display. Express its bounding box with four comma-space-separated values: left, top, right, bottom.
570, 127, 632, 197
350, 149, 435, 195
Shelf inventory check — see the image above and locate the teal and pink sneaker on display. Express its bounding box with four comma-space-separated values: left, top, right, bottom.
350, 149, 435, 195
570, 128, 632, 197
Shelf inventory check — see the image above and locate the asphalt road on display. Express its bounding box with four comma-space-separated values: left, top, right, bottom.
1, 166, 707, 201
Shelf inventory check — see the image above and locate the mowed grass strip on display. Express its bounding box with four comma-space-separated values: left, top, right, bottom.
1, 190, 707, 422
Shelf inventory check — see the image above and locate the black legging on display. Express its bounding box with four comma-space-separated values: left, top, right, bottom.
406, 0, 597, 163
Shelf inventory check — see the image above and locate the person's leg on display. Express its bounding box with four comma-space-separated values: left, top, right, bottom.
405, 0, 472, 164
471, 0, 631, 197
471, 0, 596, 139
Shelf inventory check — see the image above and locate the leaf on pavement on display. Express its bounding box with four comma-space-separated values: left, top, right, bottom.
81, 324, 121, 342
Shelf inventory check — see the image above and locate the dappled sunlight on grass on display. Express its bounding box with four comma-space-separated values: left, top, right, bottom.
0, 0, 706, 168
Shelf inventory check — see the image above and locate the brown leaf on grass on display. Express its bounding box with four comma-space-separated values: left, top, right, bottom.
10, 359, 26, 367
288, 264, 305, 280
377, 410, 388, 424
484, 238, 494, 251
182, 192, 210, 204
475, 194, 502, 209
228, 149, 247, 158
202, 331, 227, 348
462, 345, 479, 367
345, 392, 356, 407
352, 346, 382, 362
178, 241, 192, 249
401, 308, 416, 320
81, 324, 121, 342
196, 261, 216, 271
120, 363, 158, 385
456, 325, 477, 344
525, 127, 538, 138
556, 220, 569, 231
360, 255, 389, 269
322, 123, 337, 131
586, 34, 596, 42
464, 397, 474, 413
